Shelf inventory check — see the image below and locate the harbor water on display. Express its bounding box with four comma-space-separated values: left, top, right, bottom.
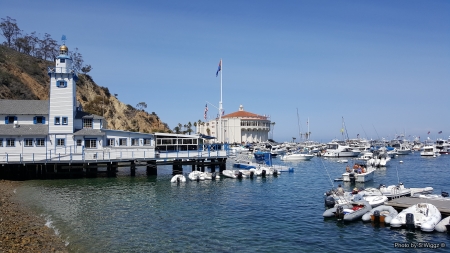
13, 153, 450, 252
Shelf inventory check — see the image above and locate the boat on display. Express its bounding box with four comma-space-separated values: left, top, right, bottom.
188, 171, 205, 181
420, 145, 440, 157
361, 205, 398, 224
222, 169, 245, 179
336, 200, 372, 221
342, 165, 375, 183
324, 187, 387, 208
239, 169, 257, 178
170, 174, 186, 183
378, 183, 411, 199
390, 203, 442, 232
323, 141, 361, 158
202, 171, 220, 180
435, 216, 450, 233
280, 151, 314, 161
435, 139, 450, 155
391, 142, 412, 155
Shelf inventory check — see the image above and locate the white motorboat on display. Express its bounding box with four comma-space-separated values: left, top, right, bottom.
337, 200, 372, 222
188, 171, 205, 181
170, 174, 186, 183
324, 188, 387, 208
222, 169, 245, 179
323, 141, 361, 158
202, 171, 220, 180
391, 142, 412, 155
390, 203, 442, 232
420, 145, 440, 157
378, 183, 412, 199
342, 166, 375, 183
435, 216, 450, 233
256, 166, 281, 176
280, 151, 314, 161
361, 205, 398, 224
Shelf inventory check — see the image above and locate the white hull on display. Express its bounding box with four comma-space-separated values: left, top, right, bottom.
280, 153, 314, 161
390, 203, 441, 232
170, 174, 186, 183
342, 168, 375, 183
188, 171, 205, 181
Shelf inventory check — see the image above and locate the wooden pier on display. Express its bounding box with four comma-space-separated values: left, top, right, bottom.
0, 157, 227, 180
386, 197, 450, 217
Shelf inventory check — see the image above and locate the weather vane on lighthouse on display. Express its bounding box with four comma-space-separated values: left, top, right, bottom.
61, 35, 67, 45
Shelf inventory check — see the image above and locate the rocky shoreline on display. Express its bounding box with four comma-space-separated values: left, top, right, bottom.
0, 180, 68, 253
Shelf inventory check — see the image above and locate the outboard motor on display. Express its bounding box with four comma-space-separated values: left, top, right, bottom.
442, 191, 449, 198
406, 213, 415, 230
372, 210, 381, 224
212, 172, 217, 181
349, 173, 356, 183
335, 205, 345, 220
250, 171, 255, 179
445, 222, 450, 234
325, 196, 335, 208
273, 169, 278, 177
237, 171, 243, 179
196, 175, 200, 182
261, 170, 267, 177
176, 177, 181, 183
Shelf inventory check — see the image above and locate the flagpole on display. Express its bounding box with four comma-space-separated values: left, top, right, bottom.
219, 59, 223, 143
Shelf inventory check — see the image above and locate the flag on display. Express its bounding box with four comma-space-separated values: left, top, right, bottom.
222, 110, 225, 116
204, 104, 208, 119
428, 131, 430, 134
438, 131, 442, 134
215, 59, 222, 77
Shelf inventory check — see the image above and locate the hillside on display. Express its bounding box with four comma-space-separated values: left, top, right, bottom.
0, 45, 170, 133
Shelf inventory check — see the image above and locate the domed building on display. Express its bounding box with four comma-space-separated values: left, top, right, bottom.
199, 105, 272, 144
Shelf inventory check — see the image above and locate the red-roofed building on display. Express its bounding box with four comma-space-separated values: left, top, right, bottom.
199, 105, 272, 143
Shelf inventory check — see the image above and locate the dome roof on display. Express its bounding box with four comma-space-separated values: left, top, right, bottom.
60, 45, 68, 51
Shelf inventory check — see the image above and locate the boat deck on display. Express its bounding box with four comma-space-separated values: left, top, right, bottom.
386, 197, 450, 217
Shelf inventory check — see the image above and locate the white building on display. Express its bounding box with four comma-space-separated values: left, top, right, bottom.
199, 105, 271, 144
0, 43, 158, 162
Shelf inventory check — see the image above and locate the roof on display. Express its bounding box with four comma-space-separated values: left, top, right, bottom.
0, 124, 49, 136
73, 128, 105, 136
222, 110, 267, 119
0, 100, 49, 115
74, 111, 104, 120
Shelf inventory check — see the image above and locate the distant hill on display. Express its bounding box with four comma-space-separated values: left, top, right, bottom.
0, 45, 170, 133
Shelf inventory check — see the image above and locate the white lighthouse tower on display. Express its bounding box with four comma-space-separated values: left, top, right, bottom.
48, 36, 78, 141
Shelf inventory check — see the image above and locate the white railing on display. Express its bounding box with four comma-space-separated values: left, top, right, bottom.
0, 146, 228, 164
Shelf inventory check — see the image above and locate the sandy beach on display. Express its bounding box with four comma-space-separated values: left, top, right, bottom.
0, 180, 68, 253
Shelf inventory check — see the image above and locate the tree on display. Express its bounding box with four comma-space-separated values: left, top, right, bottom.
193, 122, 197, 133
173, 126, 181, 134
187, 122, 192, 135
81, 64, 93, 75
136, 102, 147, 111
0, 16, 21, 48
69, 47, 84, 71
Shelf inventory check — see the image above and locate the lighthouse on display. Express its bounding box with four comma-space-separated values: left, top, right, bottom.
48, 37, 78, 140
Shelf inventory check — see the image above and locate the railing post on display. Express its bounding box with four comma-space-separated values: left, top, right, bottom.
33, 153, 34, 163
59, 153, 60, 162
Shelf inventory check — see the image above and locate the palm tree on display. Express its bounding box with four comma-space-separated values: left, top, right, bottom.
187, 122, 192, 134
174, 126, 181, 134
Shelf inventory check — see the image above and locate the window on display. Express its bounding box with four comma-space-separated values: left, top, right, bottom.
6, 138, 15, 147
83, 118, 93, 128
76, 140, 82, 146
0, 138, 3, 147
55, 117, 60, 125
62, 117, 68, 125
60, 59, 65, 63
131, 138, 139, 146
56, 80, 67, 88
24, 138, 33, 147
4, 116, 17, 124
56, 138, 65, 146
119, 138, 127, 146
36, 138, 45, 147
33, 116, 46, 124
85, 139, 97, 148
107, 138, 115, 146
143, 138, 151, 146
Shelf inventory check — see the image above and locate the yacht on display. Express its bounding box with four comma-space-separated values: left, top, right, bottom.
323, 141, 361, 158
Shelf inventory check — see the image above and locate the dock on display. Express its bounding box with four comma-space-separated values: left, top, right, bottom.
386, 197, 450, 217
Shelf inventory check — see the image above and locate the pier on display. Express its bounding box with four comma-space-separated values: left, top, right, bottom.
0, 146, 228, 180
386, 197, 450, 217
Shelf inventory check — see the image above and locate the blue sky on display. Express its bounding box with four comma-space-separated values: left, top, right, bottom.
2, 0, 449, 142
